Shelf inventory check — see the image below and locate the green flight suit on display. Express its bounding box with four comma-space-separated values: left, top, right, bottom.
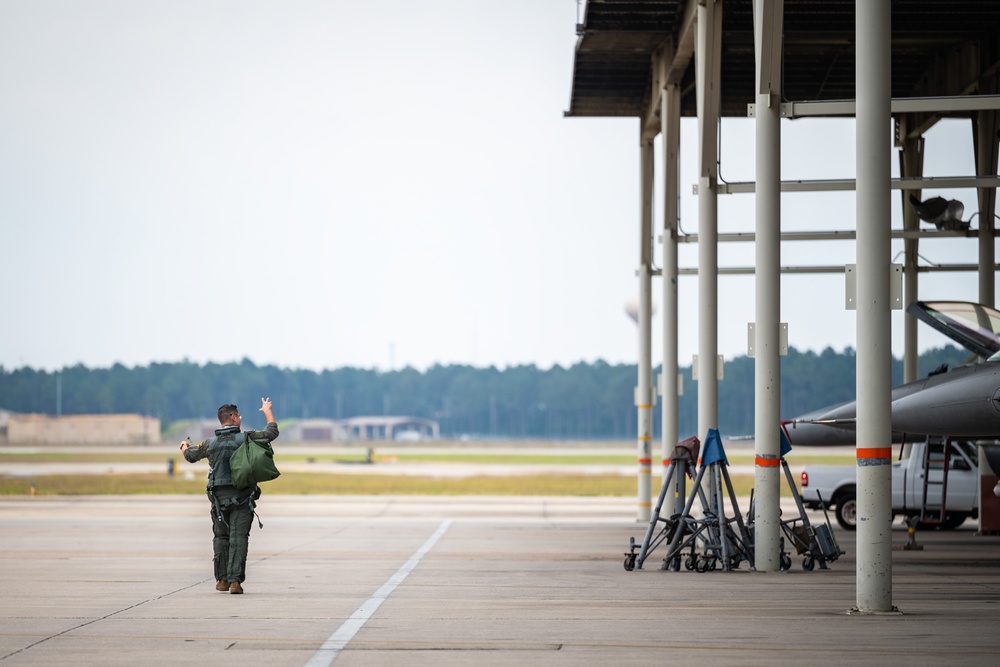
184, 422, 279, 584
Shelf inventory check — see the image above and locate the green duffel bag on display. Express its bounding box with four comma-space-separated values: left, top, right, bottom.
229, 433, 280, 489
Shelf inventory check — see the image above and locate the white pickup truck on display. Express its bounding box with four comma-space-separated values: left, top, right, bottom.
799, 440, 980, 530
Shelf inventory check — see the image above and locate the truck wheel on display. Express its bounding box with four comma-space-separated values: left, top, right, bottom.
835, 492, 857, 531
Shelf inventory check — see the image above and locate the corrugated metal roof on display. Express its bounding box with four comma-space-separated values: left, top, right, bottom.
567, 0, 1000, 119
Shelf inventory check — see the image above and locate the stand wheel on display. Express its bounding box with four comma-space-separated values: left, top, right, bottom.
802, 557, 815, 572
623, 553, 636, 571
669, 556, 681, 572
780, 554, 791, 571
684, 555, 695, 571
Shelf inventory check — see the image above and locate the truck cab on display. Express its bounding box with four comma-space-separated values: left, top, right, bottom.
893, 439, 979, 528
801, 438, 981, 530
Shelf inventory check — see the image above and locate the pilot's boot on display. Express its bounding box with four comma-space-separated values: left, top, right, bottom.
216, 580, 229, 592
229, 581, 244, 595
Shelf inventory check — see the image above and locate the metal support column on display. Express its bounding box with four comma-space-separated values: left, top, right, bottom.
636, 137, 655, 523
854, 0, 895, 614
974, 103, 998, 307
696, 0, 722, 441
661, 82, 681, 509
752, 0, 783, 572
899, 134, 924, 383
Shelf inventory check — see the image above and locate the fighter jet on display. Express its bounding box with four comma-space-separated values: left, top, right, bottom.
783, 301, 1000, 445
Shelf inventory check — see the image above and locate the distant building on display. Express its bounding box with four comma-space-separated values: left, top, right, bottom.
340, 416, 440, 441
155, 415, 440, 444
184, 418, 349, 443
259, 416, 438, 442
257, 417, 440, 442
185, 419, 226, 442
5, 413, 161, 444
281, 419, 349, 442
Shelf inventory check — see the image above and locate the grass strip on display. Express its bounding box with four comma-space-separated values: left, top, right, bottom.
0, 472, 803, 497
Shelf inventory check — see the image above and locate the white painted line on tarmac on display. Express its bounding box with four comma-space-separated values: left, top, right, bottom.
303, 519, 452, 667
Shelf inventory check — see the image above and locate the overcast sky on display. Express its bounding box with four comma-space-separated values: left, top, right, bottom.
0, 1, 991, 374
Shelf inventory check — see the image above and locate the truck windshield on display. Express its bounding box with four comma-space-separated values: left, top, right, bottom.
899, 440, 977, 469
955, 441, 978, 468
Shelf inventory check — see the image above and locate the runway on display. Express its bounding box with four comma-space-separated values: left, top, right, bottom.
1, 494, 998, 666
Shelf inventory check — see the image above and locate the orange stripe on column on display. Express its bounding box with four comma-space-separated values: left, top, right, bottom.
857, 447, 892, 459
857, 447, 892, 467
755, 456, 780, 467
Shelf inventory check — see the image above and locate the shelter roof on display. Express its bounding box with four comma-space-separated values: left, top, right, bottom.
566, 0, 1000, 120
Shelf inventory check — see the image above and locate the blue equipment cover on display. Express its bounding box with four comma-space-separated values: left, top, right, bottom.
700, 428, 728, 467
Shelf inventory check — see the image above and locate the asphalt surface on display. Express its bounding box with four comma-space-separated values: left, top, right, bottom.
1, 493, 998, 667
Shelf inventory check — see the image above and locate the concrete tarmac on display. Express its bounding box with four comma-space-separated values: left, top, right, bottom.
1, 494, 998, 666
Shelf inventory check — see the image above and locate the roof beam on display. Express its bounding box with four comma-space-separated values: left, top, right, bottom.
672, 263, 996, 276
673, 228, 998, 244
668, 0, 699, 85
639, 0, 700, 141
767, 94, 1000, 119
694, 175, 1000, 195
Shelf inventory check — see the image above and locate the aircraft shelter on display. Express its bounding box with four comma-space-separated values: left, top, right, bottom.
565, 0, 1000, 611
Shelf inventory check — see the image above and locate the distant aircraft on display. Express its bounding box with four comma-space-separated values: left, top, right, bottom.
784, 301, 1000, 445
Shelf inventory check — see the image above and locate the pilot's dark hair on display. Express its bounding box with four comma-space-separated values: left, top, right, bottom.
217, 404, 239, 425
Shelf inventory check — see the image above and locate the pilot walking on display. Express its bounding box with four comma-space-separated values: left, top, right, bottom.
180, 397, 279, 594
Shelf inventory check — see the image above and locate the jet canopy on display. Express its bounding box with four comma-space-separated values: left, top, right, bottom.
906, 301, 1000, 360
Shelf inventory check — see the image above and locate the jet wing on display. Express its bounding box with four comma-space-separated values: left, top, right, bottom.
785, 301, 1000, 445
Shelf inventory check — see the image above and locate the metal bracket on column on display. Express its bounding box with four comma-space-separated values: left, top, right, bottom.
692, 355, 725, 381
845, 264, 903, 310
747, 323, 789, 356
889, 264, 903, 309
658, 372, 685, 398
845, 265, 856, 310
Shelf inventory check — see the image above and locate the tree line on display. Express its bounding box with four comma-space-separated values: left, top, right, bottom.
0, 346, 970, 440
